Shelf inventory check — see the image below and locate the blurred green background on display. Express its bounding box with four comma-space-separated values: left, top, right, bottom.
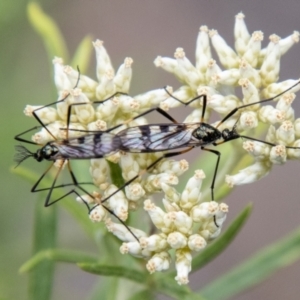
2, 0, 300, 299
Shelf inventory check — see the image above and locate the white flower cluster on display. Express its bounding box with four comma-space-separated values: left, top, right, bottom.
23, 38, 227, 285
154, 12, 300, 188
106, 170, 228, 285
22, 12, 300, 285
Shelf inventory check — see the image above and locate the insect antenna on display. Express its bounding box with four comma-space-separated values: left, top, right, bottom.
14, 145, 35, 167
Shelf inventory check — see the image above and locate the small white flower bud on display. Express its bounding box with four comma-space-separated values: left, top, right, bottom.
93, 40, 114, 82
125, 182, 145, 201
161, 183, 181, 204
279, 31, 299, 56
89, 205, 107, 222
234, 12, 251, 56
174, 47, 201, 89
53, 57, 72, 91
239, 59, 261, 86
90, 158, 110, 187
260, 37, 281, 86
190, 201, 219, 222
209, 29, 240, 68
120, 153, 140, 181
226, 160, 271, 187
287, 140, 300, 159
120, 241, 151, 258
106, 219, 147, 243
173, 211, 193, 235
175, 250, 192, 285
239, 78, 260, 110
266, 125, 276, 144
243, 140, 270, 159
146, 252, 171, 273
215, 203, 229, 226
243, 31, 263, 68
162, 198, 180, 213
113, 57, 133, 93
144, 199, 166, 229
208, 94, 240, 115
276, 121, 295, 144
239, 111, 258, 129
140, 234, 168, 252
188, 234, 207, 251
196, 26, 211, 78
259, 105, 285, 124
180, 170, 205, 210
167, 231, 187, 249
71, 89, 95, 124
269, 145, 287, 164
104, 185, 128, 221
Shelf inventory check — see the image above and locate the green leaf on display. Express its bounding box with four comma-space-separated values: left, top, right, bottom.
28, 200, 57, 300
200, 226, 300, 300
71, 35, 93, 73
78, 263, 148, 284
127, 289, 154, 300
20, 249, 98, 273
27, 2, 68, 61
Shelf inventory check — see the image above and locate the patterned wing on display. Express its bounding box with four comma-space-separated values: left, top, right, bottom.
53, 132, 121, 159
118, 124, 198, 152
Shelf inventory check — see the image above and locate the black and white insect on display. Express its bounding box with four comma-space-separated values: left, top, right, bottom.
14, 85, 145, 240
112, 80, 300, 203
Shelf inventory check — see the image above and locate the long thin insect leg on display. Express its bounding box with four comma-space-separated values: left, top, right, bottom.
31, 69, 84, 139
201, 147, 221, 202
200, 147, 221, 228
14, 125, 44, 145
64, 102, 181, 137
95, 147, 195, 207
216, 80, 300, 128
73, 186, 140, 241
164, 87, 207, 118
31, 160, 92, 206
214, 132, 300, 151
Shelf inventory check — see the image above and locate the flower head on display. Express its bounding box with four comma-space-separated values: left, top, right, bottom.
154, 13, 300, 188
108, 170, 228, 285
20, 13, 300, 286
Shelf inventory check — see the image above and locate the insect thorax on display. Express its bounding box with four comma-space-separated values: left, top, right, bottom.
36, 143, 59, 161
192, 123, 222, 145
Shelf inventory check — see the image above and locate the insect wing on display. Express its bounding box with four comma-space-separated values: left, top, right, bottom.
118, 124, 198, 151
54, 132, 121, 159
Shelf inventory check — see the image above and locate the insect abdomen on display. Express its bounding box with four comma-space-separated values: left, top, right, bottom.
52, 133, 121, 159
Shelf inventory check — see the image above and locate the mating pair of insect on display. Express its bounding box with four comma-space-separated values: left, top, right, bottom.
15, 79, 300, 241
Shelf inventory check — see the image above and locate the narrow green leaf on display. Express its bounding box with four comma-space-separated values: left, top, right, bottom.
71, 35, 93, 73
89, 277, 119, 300
28, 200, 57, 300
27, 2, 69, 60
128, 289, 154, 300
78, 263, 148, 284
200, 227, 300, 300
20, 249, 98, 273
191, 203, 252, 271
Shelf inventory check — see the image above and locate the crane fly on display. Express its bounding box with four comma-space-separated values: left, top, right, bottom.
111, 79, 300, 208
14, 78, 143, 240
